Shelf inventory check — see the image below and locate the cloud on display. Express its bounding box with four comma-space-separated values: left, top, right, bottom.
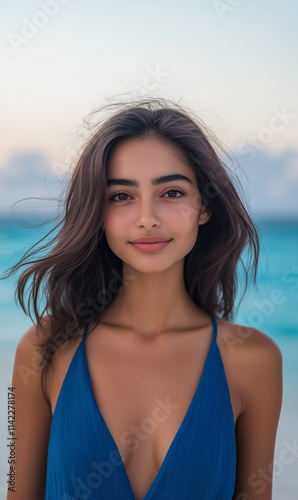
0, 148, 297, 219
233, 148, 298, 218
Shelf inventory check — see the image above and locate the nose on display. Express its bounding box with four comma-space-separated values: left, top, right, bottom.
135, 197, 161, 228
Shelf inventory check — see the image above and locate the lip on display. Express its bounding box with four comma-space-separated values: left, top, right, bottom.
129, 236, 172, 243
130, 240, 172, 253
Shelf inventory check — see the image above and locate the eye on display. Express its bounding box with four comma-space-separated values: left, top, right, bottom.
163, 188, 185, 199
108, 188, 186, 203
108, 192, 132, 203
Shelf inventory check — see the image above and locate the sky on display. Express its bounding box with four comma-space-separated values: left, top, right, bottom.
0, 0, 297, 217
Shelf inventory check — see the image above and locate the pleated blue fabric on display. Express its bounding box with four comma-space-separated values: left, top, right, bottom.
45, 315, 237, 499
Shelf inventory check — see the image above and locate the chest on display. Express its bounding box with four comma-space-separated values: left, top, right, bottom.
83, 331, 239, 499
48, 327, 240, 500
89, 339, 206, 462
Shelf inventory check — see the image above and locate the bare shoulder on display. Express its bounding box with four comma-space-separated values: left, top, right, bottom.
14, 315, 52, 380
215, 318, 283, 498
15, 315, 83, 402
216, 316, 283, 413
216, 315, 282, 357
8, 316, 54, 499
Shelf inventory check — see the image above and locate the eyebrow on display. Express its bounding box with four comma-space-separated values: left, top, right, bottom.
107, 174, 193, 187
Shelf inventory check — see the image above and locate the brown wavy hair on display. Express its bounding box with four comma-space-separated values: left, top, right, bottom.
1, 96, 260, 403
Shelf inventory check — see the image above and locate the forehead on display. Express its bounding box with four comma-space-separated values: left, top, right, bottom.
107, 137, 196, 182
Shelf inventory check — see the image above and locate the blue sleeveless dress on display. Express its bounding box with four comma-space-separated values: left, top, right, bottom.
45, 315, 237, 499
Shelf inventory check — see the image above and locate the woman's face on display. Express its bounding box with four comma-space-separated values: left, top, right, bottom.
104, 137, 211, 273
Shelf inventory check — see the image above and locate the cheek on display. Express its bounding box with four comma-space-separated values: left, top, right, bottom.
172, 203, 200, 228
104, 209, 126, 234
172, 206, 200, 250
104, 211, 125, 256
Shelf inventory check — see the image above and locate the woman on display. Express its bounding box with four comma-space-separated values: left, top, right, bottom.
5, 98, 283, 500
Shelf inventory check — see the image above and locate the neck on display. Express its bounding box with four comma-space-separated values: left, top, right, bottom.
101, 260, 204, 340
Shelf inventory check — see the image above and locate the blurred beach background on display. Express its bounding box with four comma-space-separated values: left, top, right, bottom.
0, 1, 297, 498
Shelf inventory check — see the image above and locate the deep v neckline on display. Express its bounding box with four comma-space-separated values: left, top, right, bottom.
82, 315, 217, 500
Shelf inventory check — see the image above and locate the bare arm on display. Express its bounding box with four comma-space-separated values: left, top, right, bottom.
232, 330, 283, 500
6, 323, 52, 500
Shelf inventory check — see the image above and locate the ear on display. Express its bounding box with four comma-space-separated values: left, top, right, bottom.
199, 205, 212, 225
